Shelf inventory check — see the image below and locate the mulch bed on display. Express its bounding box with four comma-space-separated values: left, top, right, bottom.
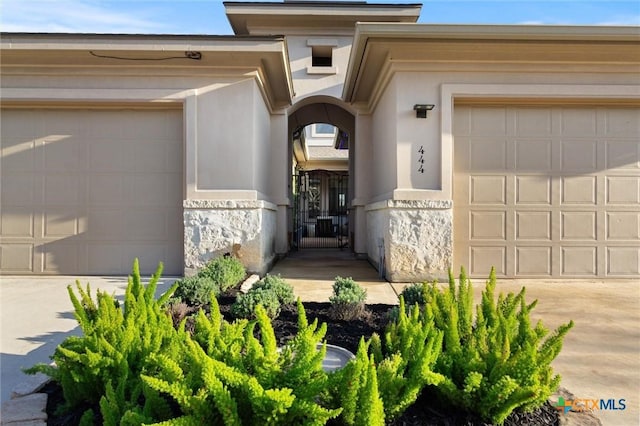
43, 298, 560, 426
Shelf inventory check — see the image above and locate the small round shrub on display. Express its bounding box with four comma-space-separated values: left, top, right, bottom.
231, 288, 281, 319
399, 282, 427, 307
329, 276, 367, 321
172, 276, 220, 307
252, 274, 295, 305
198, 256, 246, 292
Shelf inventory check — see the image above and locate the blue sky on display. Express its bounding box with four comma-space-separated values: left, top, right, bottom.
2, 0, 639, 34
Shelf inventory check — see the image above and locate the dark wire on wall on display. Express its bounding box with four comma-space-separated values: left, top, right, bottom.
89, 51, 202, 61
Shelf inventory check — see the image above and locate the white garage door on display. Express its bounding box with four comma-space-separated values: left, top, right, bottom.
0, 107, 184, 275
454, 105, 639, 278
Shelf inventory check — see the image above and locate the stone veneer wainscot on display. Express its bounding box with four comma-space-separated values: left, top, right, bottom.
366, 199, 453, 282
184, 200, 277, 276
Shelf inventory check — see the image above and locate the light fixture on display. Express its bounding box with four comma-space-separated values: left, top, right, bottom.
413, 104, 435, 118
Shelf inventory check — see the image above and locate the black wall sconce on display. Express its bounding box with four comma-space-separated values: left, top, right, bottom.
413, 104, 435, 118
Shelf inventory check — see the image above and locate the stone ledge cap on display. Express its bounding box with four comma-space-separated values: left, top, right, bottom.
184, 199, 277, 210
366, 199, 452, 211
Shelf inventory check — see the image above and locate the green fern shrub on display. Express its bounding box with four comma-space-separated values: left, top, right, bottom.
252, 274, 295, 305
231, 287, 282, 319
371, 297, 445, 421
24, 259, 182, 423
171, 275, 220, 307
198, 255, 246, 292
399, 282, 428, 307
386, 282, 429, 322
327, 338, 385, 426
326, 297, 444, 424
329, 276, 367, 320
142, 300, 341, 425
425, 267, 574, 425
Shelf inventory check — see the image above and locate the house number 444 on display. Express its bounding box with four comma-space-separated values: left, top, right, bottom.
417, 145, 425, 173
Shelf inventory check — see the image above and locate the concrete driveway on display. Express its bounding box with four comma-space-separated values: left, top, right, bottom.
1, 267, 638, 425
0, 275, 179, 406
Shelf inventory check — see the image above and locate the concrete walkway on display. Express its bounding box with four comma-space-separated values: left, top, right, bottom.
1, 252, 638, 425
268, 249, 398, 304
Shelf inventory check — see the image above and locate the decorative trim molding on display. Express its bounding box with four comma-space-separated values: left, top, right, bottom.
183, 199, 277, 210
365, 199, 452, 211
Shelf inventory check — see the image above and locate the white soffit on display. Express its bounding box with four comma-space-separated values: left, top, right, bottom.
343, 23, 640, 105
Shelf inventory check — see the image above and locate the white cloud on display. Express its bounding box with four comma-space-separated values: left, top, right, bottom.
0, 0, 166, 33
596, 14, 640, 26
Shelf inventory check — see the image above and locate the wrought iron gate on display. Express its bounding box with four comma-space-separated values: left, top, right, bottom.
292, 170, 349, 249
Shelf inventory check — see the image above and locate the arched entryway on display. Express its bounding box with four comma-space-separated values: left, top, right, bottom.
287, 97, 356, 253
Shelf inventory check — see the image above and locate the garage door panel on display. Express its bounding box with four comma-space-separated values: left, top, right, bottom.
455, 105, 639, 278
607, 212, 640, 240
121, 111, 169, 139
604, 108, 640, 137
515, 139, 552, 170
516, 176, 552, 204
0, 244, 34, 272
606, 140, 640, 169
516, 247, 552, 275
45, 174, 82, 205
43, 136, 84, 171
470, 211, 506, 240
470, 176, 506, 204
1, 110, 37, 138
606, 176, 640, 204
561, 176, 596, 204
87, 209, 124, 240
562, 247, 597, 275
516, 212, 551, 240
167, 208, 185, 241
125, 210, 168, 239
1, 108, 184, 275
88, 141, 127, 172
168, 173, 183, 201
43, 243, 80, 274
515, 108, 553, 136
44, 208, 81, 238
470, 139, 507, 170
561, 108, 597, 136
132, 174, 173, 206
1, 208, 34, 237
607, 248, 640, 275
82, 111, 123, 137
1, 174, 38, 206
561, 212, 597, 240
167, 143, 184, 173
470, 107, 507, 135
470, 246, 506, 276
124, 245, 175, 275
88, 175, 125, 205
561, 140, 598, 171
132, 142, 170, 172
1, 138, 38, 172
87, 244, 125, 275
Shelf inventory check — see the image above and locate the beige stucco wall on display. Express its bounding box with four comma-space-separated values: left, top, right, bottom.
370, 78, 398, 200
286, 35, 353, 101
195, 78, 256, 192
